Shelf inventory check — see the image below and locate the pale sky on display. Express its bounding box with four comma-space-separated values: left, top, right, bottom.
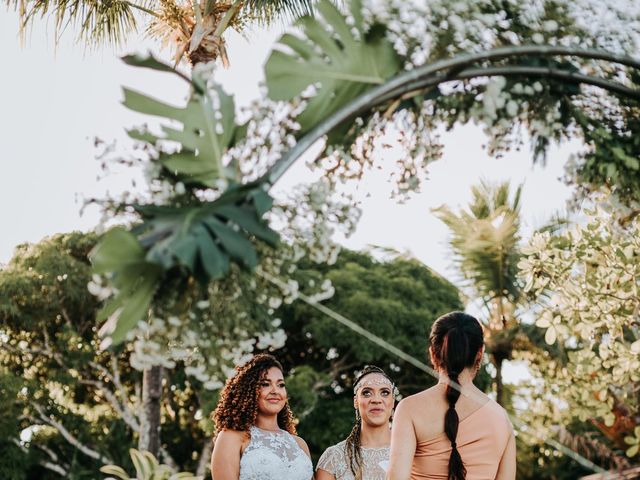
0, 10, 576, 273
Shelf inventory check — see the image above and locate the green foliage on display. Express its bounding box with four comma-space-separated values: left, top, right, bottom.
265, 0, 401, 137
519, 205, 640, 457
571, 104, 640, 207
433, 181, 523, 304
0, 232, 129, 478
92, 228, 162, 346
277, 249, 468, 457
0, 370, 32, 480
123, 54, 235, 188
101, 448, 202, 480
92, 55, 280, 346
0, 233, 215, 478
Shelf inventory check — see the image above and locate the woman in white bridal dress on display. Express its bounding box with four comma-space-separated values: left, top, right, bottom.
316, 365, 395, 480
210, 354, 313, 480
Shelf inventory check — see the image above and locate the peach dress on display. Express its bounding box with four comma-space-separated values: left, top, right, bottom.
411, 400, 512, 479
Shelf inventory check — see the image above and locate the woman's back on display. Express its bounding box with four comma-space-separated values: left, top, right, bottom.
387, 312, 515, 480
408, 385, 512, 479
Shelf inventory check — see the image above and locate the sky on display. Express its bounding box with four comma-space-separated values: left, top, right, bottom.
0, 11, 575, 270
1, 10, 580, 382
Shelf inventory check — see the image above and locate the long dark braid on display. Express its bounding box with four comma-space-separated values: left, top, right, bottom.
429, 312, 483, 480
345, 365, 394, 480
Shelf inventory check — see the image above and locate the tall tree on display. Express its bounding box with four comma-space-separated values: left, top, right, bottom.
7, 0, 314, 65
433, 180, 523, 406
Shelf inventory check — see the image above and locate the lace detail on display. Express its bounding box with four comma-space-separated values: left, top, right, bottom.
239, 426, 313, 480
316, 440, 390, 480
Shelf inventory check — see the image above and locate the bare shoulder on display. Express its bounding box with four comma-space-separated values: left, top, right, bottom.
398, 387, 441, 409
216, 429, 250, 449
293, 434, 311, 457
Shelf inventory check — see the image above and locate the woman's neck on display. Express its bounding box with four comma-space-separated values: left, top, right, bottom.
359, 422, 391, 448
254, 414, 280, 431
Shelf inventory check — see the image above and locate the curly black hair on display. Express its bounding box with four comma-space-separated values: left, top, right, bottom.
212, 353, 297, 436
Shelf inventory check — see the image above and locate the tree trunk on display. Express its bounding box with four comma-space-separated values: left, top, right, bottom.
139, 366, 163, 457
495, 357, 504, 407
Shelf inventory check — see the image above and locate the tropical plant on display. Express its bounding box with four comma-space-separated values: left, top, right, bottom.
0, 232, 296, 477
7, 0, 314, 65
101, 448, 202, 480
432, 180, 523, 406
519, 201, 640, 459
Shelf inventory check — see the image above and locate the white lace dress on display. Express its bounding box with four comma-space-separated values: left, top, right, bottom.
239, 426, 313, 480
316, 440, 390, 480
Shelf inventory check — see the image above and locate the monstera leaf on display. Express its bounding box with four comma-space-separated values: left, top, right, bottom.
91, 56, 280, 346
91, 184, 278, 346
135, 183, 278, 281
265, 0, 401, 137
122, 53, 236, 187
91, 228, 162, 347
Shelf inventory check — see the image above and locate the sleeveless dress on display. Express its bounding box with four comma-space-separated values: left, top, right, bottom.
239, 426, 313, 480
317, 440, 390, 479
411, 400, 513, 479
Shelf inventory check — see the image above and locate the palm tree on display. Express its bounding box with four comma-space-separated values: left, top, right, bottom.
432, 180, 523, 406
7, 0, 313, 65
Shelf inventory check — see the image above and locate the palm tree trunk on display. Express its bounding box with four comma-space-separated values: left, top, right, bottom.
139, 366, 163, 456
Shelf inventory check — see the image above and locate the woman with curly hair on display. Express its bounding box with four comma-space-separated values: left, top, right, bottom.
210, 353, 313, 480
316, 365, 395, 480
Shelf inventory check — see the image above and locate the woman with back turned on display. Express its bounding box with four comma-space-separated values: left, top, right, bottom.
386, 311, 515, 480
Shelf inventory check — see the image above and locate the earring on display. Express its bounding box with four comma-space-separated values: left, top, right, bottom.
355, 409, 361, 420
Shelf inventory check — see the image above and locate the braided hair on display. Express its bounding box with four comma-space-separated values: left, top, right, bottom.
345, 365, 394, 480
213, 354, 296, 436
429, 312, 483, 480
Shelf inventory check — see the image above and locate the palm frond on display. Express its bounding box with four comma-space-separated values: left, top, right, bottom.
9, 0, 149, 47
433, 180, 523, 304
241, 0, 313, 25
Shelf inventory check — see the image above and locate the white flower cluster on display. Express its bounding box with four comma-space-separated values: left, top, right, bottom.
363, 0, 639, 71
314, 104, 443, 199
518, 201, 640, 444
272, 177, 362, 265
223, 91, 306, 183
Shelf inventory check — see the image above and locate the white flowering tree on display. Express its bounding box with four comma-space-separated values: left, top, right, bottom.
519, 203, 640, 462
88, 0, 640, 474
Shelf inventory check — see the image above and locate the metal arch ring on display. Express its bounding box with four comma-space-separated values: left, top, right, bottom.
260, 45, 640, 188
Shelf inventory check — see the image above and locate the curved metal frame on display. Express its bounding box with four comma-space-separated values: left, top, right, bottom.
259, 45, 640, 188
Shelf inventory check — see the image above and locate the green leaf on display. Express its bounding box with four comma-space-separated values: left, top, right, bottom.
127, 128, 159, 144
122, 53, 180, 75
121, 67, 236, 187
217, 205, 279, 246
100, 465, 131, 480
130, 448, 151, 480
626, 443, 639, 457
134, 184, 276, 280
264, 0, 401, 135
194, 224, 229, 279
249, 189, 274, 217
98, 264, 161, 346
122, 88, 186, 122
90, 228, 144, 274
204, 217, 258, 268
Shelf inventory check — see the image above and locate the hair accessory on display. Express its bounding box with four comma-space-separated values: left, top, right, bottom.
353, 377, 394, 394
